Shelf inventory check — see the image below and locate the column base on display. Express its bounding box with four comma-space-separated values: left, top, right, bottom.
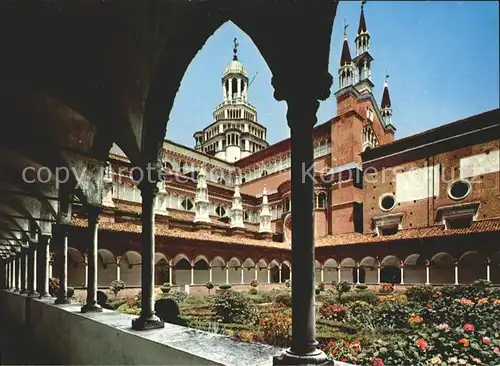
39, 293, 53, 300
131, 314, 165, 331
54, 297, 72, 305
81, 303, 103, 313
20, 289, 29, 295
27, 291, 40, 298
273, 348, 332, 365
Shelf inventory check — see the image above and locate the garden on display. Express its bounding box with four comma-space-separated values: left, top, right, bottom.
97, 279, 500, 365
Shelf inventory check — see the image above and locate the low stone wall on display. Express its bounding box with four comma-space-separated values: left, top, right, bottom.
0, 291, 282, 365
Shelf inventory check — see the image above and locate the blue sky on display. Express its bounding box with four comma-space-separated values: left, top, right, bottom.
167, 1, 499, 147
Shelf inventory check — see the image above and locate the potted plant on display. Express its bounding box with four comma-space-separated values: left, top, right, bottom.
205, 281, 214, 294
109, 280, 126, 298
250, 279, 259, 288
160, 282, 172, 294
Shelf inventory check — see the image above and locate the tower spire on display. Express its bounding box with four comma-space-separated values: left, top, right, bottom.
353, 0, 373, 93
358, 1, 367, 34
338, 20, 355, 90
233, 37, 239, 61
381, 73, 393, 127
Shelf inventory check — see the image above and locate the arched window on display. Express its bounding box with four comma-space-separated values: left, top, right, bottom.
181, 198, 194, 211
241, 177, 246, 184
284, 197, 291, 212
216, 206, 226, 217
261, 170, 268, 177
317, 192, 327, 209
163, 162, 173, 171
243, 211, 249, 221
217, 177, 226, 185
179, 161, 185, 174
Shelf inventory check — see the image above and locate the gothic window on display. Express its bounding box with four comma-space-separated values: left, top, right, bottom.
261, 170, 268, 177
217, 177, 226, 185
180, 161, 185, 174
243, 211, 249, 221
241, 177, 246, 184
181, 198, 193, 211
216, 206, 226, 217
163, 162, 173, 171
317, 192, 327, 209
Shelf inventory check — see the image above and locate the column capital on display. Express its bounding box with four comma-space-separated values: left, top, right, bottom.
271, 72, 333, 103
116, 256, 122, 265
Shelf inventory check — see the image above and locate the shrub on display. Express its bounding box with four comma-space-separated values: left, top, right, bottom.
219, 284, 232, 290
160, 282, 171, 294
284, 279, 291, 288
67, 287, 74, 298
211, 289, 254, 324
318, 281, 326, 292
250, 279, 259, 288
342, 291, 380, 305
355, 284, 368, 291
379, 283, 394, 294
49, 278, 59, 297
259, 310, 292, 347
154, 298, 186, 325
109, 280, 125, 298
205, 281, 214, 294
320, 303, 347, 322
183, 294, 208, 307
334, 281, 352, 303
274, 291, 292, 307
249, 288, 258, 295
167, 291, 187, 304
405, 284, 434, 303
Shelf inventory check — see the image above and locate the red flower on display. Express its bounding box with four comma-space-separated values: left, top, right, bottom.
416, 338, 428, 351
426, 303, 432, 309
463, 323, 475, 332
371, 357, 384, 366
127, 299, 133, 304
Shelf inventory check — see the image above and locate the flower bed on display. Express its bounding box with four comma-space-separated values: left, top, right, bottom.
111, 281, 500, 365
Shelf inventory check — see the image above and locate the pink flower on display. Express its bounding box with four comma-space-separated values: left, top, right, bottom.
371, 357, 384, 366
457, 298, 474, 306
416, 338, 428, 351
438, 323, 451, 332
426, 303, 433, 309
493, 347, 500, 355
463, 323, 475, 332
481, 336, 491, 345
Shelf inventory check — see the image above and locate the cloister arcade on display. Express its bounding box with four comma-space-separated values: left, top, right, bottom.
58, 246, 500, 289
60, 248, 292, 288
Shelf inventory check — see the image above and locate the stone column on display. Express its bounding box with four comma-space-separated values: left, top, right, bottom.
267, 267, 271, 284
131, 179, 164, 330
14, 254, 20, 292
337, 266, 341, 283
20, 247, 28, 294
454, 261, 459, 285
278, 266, 282, 283
82, 206, 102, 313
190, 264, 195, 285
55, 225, 71, 304
273, 92, 330, 365
320, 266, 324, 283
240, 267, 244, 284
49, 252, 54, 279
425, 260, 430, 285
27, 243, 39, 298
169, 261, 173, 285
355, 266, 360, 285
400, 262, 405, 285
228, 78, 233, 100
254, 266, 258, 281
486, 259, 491, 282
225, 266, 229, 284
116, 256, 122, 281
377, 264, 381, 284
37, 235, 51, 298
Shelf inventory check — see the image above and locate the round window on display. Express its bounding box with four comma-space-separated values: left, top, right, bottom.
448, 180, 471, 200
379, 194, 396, 212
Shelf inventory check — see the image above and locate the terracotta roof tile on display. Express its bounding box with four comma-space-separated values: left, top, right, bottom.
316, 219, 500, 247
70, 218, 289, 250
